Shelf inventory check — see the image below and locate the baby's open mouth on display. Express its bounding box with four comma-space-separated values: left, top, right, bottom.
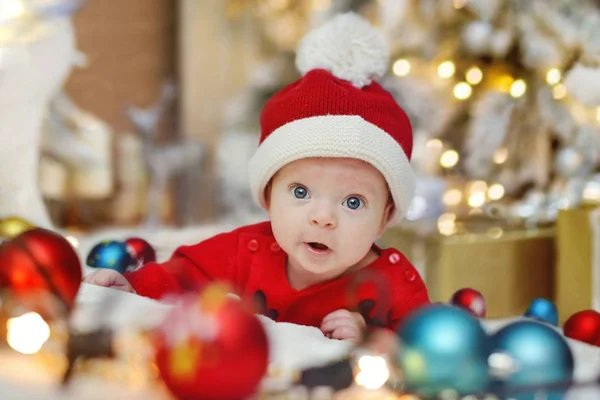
307, 242, 329, 251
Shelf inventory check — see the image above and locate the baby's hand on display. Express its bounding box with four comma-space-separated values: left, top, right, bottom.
83, 269, 135, 293
320, 309, 366, 344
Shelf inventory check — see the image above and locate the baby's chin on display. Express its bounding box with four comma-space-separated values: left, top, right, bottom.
297, 258, 357, 279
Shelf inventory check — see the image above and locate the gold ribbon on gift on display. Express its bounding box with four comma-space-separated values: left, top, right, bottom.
381, 216, 555, 319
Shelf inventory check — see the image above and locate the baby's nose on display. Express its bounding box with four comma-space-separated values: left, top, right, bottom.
308, 207, 337, 228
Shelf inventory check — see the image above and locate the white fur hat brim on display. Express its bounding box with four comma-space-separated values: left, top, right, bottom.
248, 115, 415, 226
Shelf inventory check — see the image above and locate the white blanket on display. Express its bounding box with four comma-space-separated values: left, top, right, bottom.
72, 284, 600, 384
1, 224, 596, 399
2, 282, 597, 399
73, 283, 354, 387
71, 223, 600, 379
73, 283, 600, 382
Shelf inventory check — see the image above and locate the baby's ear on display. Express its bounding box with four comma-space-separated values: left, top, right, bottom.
264, 182, 273, 215
377, 200, 395, 237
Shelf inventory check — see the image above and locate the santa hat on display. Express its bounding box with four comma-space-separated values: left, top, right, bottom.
248, 12, 415, 226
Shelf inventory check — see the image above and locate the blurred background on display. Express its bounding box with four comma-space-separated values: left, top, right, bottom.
2, 0, 600, 320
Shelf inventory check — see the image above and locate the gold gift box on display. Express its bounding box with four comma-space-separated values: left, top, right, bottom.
555, 203, 600, 323
380, 217, 555, 319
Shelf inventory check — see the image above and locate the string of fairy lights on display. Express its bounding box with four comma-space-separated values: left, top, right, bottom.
391, 55, 521, 234
390, 42, 600, 236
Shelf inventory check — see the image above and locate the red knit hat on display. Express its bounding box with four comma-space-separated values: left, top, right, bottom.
248, 12, 415, 225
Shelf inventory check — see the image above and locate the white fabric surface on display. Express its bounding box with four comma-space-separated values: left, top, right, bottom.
73, 285, 600, 384
73, 223, 600, 384
3, 283, 600, 399
73, 283, 353, 387
2, 224, 599, 398
71, 285, 600, 386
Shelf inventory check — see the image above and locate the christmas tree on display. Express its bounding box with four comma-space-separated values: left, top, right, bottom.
379, 0, 600, 231
222, 0, 600, 230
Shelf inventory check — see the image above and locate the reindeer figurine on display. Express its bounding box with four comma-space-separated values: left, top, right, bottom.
126, 82, 205, 227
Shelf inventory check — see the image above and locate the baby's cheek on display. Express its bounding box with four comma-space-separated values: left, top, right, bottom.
340, 234, 372, 262
270, 215, 296, 249
342, 220, 380, 251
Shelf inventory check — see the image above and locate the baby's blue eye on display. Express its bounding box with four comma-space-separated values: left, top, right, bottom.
291, 185, 309, 199
343, 196, 363, 210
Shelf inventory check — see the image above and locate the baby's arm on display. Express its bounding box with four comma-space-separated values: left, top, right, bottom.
122, 255, 207, 298
84, 269, 135, 293
320, 309, 366, 344
85, 229, 240, 300
126, 229, 240, 299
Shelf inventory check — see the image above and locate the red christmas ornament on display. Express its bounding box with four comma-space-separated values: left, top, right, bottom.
0, 228, 82, 311
154, 283, 269, 400
563, 310, 600, 346
450, 288, 486, 318
124, 237, 156, 266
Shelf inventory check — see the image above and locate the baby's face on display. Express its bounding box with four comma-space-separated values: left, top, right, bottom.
267, 157, 391, 280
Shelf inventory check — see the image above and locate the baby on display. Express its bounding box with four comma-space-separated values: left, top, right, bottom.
85, 12, 430, 343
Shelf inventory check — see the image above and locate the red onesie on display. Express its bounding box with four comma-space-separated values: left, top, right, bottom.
124, 221, 430, 330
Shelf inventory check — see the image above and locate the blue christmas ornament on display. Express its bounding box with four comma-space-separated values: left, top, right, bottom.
86, 240, 134, 273
524, 298, 559, 326
491, 320, 574, 400
396, 304, 492, 398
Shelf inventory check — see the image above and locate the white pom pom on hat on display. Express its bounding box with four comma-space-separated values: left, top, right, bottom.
248, 12, 416, 226
296, 12, 390, 88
